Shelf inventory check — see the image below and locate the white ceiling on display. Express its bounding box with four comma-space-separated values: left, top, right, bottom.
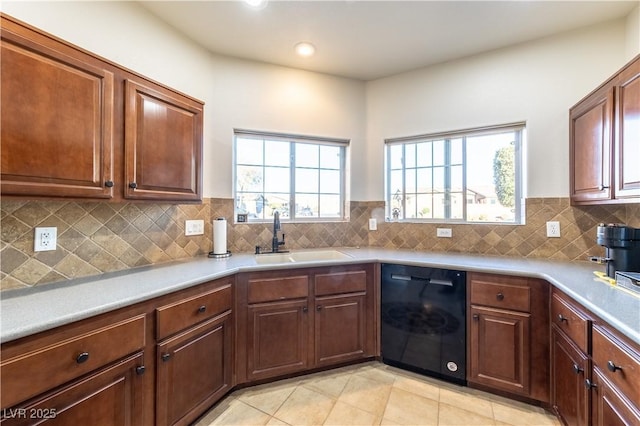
139, 1, 639, 81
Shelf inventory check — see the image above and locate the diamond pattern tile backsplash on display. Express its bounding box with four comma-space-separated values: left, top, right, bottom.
1, 198, 638, 290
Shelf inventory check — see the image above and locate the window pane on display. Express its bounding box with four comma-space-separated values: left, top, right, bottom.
296, 168, 319, 193
450, 192, 464, 219
236, 138, 263, 165
319, 194, 341, 217
390, 170, 403, 197
320, 145, 341, 169
405, 168, 416, 193
296, 143, 319, 168
417, 168, 432, 193
433, 166, 445, 192
320, 169, 340, 194
451, 165, 463, 192
416, 142, 432, 167
405, 194, 416, 219
237, 165, 263, 192
433, 140, 445, 166
405, 144, 416, 168
264, 140, 290, 167
264, 166, 289, 193
389, 145, 403, 170
416, 194, 433, 219
296, 193, 318, 217
451, 138, 463, 165
264, 193, 290, 218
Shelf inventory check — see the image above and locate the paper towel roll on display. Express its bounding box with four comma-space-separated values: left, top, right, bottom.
213, 217, 227, 255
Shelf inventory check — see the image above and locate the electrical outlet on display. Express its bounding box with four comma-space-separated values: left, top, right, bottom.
437, 228, 452, 238
34, 227, 57, 252
546, 221, 561, 238
368, 218, 377, 231
185, 220, 205, 236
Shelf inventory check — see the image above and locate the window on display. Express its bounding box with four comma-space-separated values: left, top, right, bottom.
385, 123, 525, 224
234, 130, 348, 222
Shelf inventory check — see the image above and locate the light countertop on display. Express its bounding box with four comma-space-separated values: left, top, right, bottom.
1, 248, 638, 345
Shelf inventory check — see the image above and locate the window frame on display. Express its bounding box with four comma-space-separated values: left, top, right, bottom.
384, 122, 525, 225
233, 129, 349, 223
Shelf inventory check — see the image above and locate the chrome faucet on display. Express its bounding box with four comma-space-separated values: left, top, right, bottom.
271, 211, 286, 253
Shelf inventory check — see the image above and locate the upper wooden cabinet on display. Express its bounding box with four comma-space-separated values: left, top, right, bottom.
570, 55, 640, 205
0, 14, 203, 203
124, 80, 203, 201
0, 17, 115, 199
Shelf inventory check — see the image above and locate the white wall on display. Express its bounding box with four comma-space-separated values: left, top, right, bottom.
365, 20, 627, 200
626, 5, 640, 59
1, 1, 367, 199
1, 2, 633, 201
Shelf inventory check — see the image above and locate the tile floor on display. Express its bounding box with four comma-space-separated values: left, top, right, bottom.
194, 362, 561, 426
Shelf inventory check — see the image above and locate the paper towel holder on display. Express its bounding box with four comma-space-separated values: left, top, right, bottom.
209, 217, 232, 259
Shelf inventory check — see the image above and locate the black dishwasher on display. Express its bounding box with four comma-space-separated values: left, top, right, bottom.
381, 263, 466, 385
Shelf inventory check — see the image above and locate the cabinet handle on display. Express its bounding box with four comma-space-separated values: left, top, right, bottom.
584, 379, 597, 389
598, 184, 609, 191
136, 365, 146, 375
316, 305, 322, 311
161, 353, 171, 362
197, 305, 206, 313
557, 314, 568, 323
607, 361, 623, 373
473, 314, 479, 320
104, 180, 114, 188
76, 352, 90, 364
572, 363, 584, 374
496, 292, 504, 301
129, 182, 137, 189
302, 307, 308, 313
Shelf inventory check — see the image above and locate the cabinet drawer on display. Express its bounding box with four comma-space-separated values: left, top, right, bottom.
248, 275, 308, 304
551, 291, 591, 353
315, 270, 366, 296
1, 315, 145, 409
470, 278, 530, 312
592, 325, 640, 405
157, 284, 232, 340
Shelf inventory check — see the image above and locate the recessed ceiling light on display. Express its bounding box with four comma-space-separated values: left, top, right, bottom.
244, 0, 267, 9
295, 42, 316, 58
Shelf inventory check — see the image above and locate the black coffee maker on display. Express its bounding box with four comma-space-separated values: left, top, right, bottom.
594, 224, 640, 278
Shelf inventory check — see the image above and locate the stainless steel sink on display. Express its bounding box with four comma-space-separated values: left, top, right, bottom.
254, 250, 352, 264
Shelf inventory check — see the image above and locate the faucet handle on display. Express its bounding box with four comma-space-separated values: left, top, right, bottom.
255, 245, 261, 254
280, 233, 286, 246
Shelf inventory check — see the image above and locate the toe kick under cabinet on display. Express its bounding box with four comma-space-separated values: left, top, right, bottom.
0, 277, 233, 426
235, 264, 377, 384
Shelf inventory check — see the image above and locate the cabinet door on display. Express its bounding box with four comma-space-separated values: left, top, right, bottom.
569, 86, 614, 204
247, 299, 309, 381
1, 353, 145, 426
315, 293, 365, 366
615, 59, 640, 200
1, 23, 114, 199
591, 368, 640, 426
156, 314, 232, 426
551, 327, 590, 426
124, 79, 203, 202
469, 306, 531, 395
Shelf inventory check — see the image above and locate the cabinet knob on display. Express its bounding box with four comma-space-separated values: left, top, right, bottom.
316, 305, 322, 311
607, 360, 623, 373
302, 307, 308, 313
197, 305, 206, 313
584, 379, 597, 389
104, 180, 114, 188
473, 314, 479, 320
598, 184, 609, 191
496, 292, 504, 301
161, 353, 171, 362
572, 363, 584, 375
557, 314, 568, 323
129, 182, 137, 189
135, 365, 146, 375
76, 352, 90, 364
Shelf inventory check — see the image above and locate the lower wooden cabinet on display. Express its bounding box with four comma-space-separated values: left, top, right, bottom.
1, 352, 145, 426
236, 264, 376, 384
156, 313, 233, 426
591, 368, 640, 426
551, 327, 590, 426
467, 273, 549, 403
